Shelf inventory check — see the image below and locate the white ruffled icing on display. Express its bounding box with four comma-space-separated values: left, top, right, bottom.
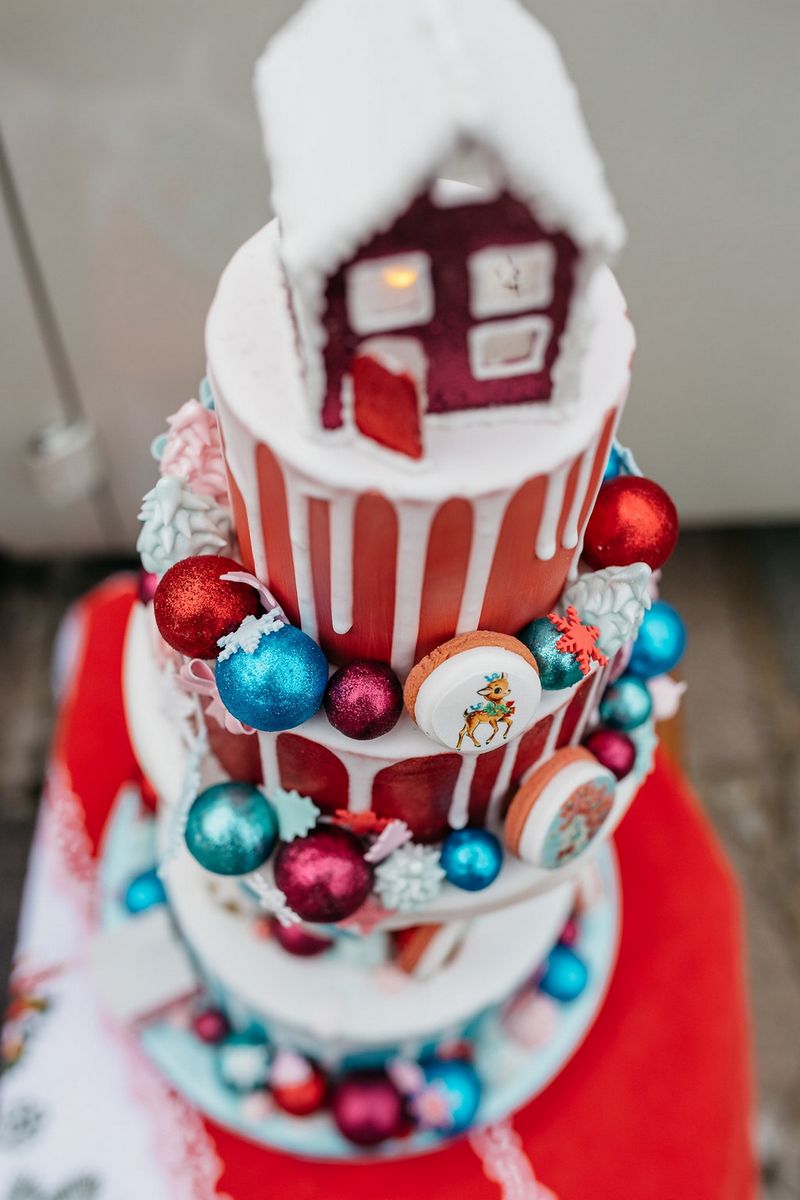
160, 399, 229, 505
136, 475, 232, 575
561, 563, 652, 658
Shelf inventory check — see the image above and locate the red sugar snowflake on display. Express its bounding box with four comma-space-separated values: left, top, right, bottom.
547, 605, 608, 676
332, 809, 392, 835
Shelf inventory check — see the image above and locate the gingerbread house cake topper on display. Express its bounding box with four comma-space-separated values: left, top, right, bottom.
256, 0, 624, 460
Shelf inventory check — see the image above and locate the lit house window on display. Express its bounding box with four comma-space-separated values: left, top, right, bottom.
468, 315, 552, 381
468, 242, 555, 319
346, 252, 434, 335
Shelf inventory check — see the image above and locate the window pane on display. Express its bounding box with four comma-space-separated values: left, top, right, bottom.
468, 242, 555, 318
468, 316, 552, 380
346, 252, 434, 335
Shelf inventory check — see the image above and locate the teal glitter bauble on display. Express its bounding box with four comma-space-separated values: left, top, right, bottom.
539, 944, 589, 1002
421, 1059, 482, 1133
216, 623, 328, 732
215, 1029, 272, 1094
123, 867, 166, 914
517, 616, 584, 690
185, 783, 278, 875
599, 675, 652, 731
629, 600, 686, 679
440, 829, 503, 892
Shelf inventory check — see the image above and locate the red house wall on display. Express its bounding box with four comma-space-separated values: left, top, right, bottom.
320, 191, 578, 431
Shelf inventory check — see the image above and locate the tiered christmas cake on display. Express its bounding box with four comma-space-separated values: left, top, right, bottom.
110, 0, 686, 1159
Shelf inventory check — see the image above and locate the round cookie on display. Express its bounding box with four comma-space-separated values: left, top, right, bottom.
505, 746, 616, 869
404, 632, 541, 755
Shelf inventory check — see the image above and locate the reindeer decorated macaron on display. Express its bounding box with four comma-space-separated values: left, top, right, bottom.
404, 632, 542, 755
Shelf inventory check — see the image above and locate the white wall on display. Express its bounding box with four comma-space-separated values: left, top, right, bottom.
0, 1, 797, 554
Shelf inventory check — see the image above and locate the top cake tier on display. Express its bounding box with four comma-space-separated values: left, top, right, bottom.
207, 221, 633, 676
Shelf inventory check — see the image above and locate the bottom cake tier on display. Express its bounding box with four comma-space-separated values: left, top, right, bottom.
97, 777, 620, 1159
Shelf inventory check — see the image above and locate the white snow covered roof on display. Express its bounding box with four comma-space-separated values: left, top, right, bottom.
255, 0, 625, 303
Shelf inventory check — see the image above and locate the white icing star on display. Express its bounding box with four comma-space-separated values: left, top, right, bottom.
216, 611, 285, 661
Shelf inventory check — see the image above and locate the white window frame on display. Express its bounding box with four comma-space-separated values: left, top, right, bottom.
467, 242, 556, 319
346, 251, 434, 336
468, 315, 552, 381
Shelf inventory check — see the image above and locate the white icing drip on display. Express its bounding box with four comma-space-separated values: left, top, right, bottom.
561, 430, 601, 550
542, 703, 566, 760
328, 492, 357, 635
456, 493, 509, 634
448, 754, 478, 829
347, 757, 379, 813
535, 461, 569, 561
283, 472, 318, 641
574, 668, 605, 744
259, 734, 281, 796
390, 501, 436, 674
567, 398, 624, 577
486, 742, 520, 829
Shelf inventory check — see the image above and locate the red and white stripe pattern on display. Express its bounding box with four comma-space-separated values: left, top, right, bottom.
219, 400, 622, 678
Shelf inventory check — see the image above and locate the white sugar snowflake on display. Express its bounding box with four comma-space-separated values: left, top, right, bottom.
269, 787, 320, 842
217, 612, 285, 662
248, 873, 301, 927
375, 843, 445, 912
136, 474, 231, 575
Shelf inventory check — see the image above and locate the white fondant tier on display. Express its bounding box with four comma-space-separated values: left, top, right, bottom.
165, 846, 575, 1068
124, 602, 652, 931
206, 221, 634, 675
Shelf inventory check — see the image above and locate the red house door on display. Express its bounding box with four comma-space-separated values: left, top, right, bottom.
351, 337, 426, 460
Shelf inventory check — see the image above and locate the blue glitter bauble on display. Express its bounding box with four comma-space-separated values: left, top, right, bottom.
629, 600, 686, 679
123, 867, 166, 914
421, 1058, 482, 1134
440, 829, 503, 892
185, 783, 278, 875
199, 375, 215, 410
215, 1029, 272, 1094
517, 617, 584, 690
599, 674, 653, 731
539, 944, 589, 1002
603, 443, 624, 481
216, 624, 328, 732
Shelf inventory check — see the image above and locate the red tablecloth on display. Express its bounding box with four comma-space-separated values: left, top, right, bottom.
29, 577, 758, 1198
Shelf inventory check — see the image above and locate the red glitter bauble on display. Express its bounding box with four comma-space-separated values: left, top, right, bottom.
324, 660, 403, 740
274, 826, 373, 923
583, 477, 679, 571
271, 919, 332, 957
272, 1061, 328, 1116
331, 1071, 405, 1147
154, 555, 260, 659
191, 1007, 230, 1045
584, 728, 636, 780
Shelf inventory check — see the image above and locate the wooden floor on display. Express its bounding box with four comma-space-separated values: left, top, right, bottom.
1, 531, 798, 1195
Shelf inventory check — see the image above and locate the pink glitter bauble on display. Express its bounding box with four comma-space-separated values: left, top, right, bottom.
191, 1007, 230, 1045
274, 826, 373, 923
331, 1072, 405, 1147
324, 661, 403, 740
138, 570, 159, 605
559, 917, 580, 947
583, 728, 636, 780
272, 919, 332, 957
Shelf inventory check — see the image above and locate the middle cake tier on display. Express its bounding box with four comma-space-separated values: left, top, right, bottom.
258, 667, 604, 842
